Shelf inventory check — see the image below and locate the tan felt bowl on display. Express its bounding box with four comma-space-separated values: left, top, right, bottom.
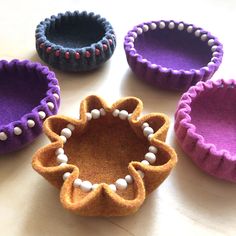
32, 95, 177, 216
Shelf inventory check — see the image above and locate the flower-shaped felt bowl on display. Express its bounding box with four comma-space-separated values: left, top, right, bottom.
0, 59, 60, 154
32, 95, 177, 216
36, 11, 116, 72
124, 20, 223, 91
175, 79, 236, 182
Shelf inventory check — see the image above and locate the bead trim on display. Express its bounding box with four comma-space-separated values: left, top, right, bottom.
56, 109, 158, 193
124, 20, 223, 73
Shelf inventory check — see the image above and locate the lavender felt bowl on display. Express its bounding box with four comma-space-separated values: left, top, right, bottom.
175, 79, 236, 182
124, 20, 223, 91
0, 60, 60, 154
36, 11, 116, 72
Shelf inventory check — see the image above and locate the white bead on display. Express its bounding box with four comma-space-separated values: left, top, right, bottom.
142, 24, 149, 32
109, 184, 117, 192
27, 119, 35, 128
187, 25, 193, 33
211, 57, 217, 62
159, 21, 165, 29
143, 126, 154, 136
201, 34, 207, 41
207, 62, 215, 67
178, 23, 184, 31
73, 178, 82, 188
127, 42, 134, 48
62, 172, 71, 181
57, 153, 68, 164
136, 27, 143, 35
149, 145, 158, 154
142, 122, 149, 129
150, 22, 157, 30
86, 112, 92, 121
132, 31, 137, 38
129, 37, 135, 43
67, 123, 75, 131
137, 170, 145, 178
80, 180, 92, 192
53, 93, 59, 100
211, 45, 218, 52
148, 134, 154, 141
91, 109, 100, 119
141, 160, 150, 165
208, 39, 215, 46
60, 135, 67, 143
59, 163, 67, 167
61, 128, 72, 139
212, 52, 219, 57
115, 178, 128, 190
145, 152, 156, 164
125, 175, 133, 184
112, 109, 120, 117
195, 29, 201, 37
55, 147, 64, 155
119, 110, 129, 120
47, 102, 54, 110
0, 132, 7, 141
100, 108, 106, 116
13, 127, 22, 136
38, 111, 46, 119
168, 22, 175, 29
92, 183, 99, 190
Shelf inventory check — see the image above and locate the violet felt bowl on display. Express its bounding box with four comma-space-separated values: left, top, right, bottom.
36, 11, 116, 72
175, 79, 236, 182
124, 20, 223, 91
0, 60, 60, 154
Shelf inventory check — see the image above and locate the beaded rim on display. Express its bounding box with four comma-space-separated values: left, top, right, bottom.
124, 20, 223, 90
32, 95, 177, 216
0, 59, 60, 153
35, 11, 116, 72
175, 79, 236, 182
56, 109, 160, 193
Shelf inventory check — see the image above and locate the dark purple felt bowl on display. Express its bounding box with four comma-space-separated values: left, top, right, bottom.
0, 60, 60, 154
175, 79, 236, 182
124, 20, 223, 91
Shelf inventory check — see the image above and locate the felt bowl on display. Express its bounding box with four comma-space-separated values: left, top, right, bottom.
124, 20, 223, 91
175, 79, 236, 182
32, 95, 177, 216
36, 11, 116, 72
0, 60, 60, 154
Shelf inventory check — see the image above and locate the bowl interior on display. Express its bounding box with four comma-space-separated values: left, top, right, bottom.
46, 14, 106, 48
190, 86, 236, 156
135, 28, 212, 70
0, 68, 49, 125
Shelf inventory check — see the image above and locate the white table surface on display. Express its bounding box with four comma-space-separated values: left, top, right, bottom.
0, 0, 236, 235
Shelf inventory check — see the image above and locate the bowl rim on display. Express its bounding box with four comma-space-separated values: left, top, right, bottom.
124, 20, 223, 90
35, 11, 116, 71
174, 79, 236, 182
0, 59, 60, 152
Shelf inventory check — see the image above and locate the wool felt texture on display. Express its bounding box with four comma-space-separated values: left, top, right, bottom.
0, 59, 60, 154
36, 11, 116, 72
124, 20, 223, 91
32, 95, 177, 216
175, 79, 236, 183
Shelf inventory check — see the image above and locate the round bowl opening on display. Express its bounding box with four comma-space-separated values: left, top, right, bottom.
46, 14, 106, 48
135, 28, 212, 70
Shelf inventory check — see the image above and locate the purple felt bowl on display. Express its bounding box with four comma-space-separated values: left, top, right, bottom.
175, 79, 236, 182
124, 20, 223, 91
0, 60, 60, 154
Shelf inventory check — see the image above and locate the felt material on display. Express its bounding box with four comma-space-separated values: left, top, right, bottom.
0, 59, 60, 154
36, 11, 116, 72
124, 20, 223, 91
175, 79, 236, 183
32, 95, 177, 216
